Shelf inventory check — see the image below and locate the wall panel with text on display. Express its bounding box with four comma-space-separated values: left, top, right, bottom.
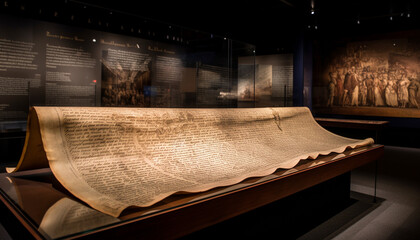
0, 14, 256, 129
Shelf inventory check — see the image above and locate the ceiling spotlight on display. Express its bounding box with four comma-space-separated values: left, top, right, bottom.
407, 13, 411, 18
314, 25, 318, 30
92, 39, 96, 42
390, 16, 393, 21
357, 19, 360, 24
311, 9, 315, 15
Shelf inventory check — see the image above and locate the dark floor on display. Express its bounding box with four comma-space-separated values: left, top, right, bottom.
300, 145, 420, 240
1, 145, 420, 239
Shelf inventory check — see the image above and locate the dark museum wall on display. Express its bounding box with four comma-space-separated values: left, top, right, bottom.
1, 0, 420, 161
0, 0, 304, 165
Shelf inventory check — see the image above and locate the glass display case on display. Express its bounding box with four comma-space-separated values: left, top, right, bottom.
0, 145, 382, 239
0, 7, 294, 169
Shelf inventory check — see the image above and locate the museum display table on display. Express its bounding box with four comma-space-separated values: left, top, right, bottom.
0, 144, 383, 240
315, 118, 389, 142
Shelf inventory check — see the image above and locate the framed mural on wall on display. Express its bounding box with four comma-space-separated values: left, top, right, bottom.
313, 31, 420, 118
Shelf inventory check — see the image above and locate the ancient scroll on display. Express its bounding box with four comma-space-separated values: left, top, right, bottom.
10, 107, 373, 217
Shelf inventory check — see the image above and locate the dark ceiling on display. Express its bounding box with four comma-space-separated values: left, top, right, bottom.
68, 0, 306, 52
3, 0, 420, 53
74, 0, 420, 37
71, 0, 304, 39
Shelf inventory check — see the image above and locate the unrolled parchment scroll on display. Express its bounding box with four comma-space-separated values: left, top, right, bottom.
9, 107, 373, 217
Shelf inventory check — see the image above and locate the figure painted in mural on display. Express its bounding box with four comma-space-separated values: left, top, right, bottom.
365, 73, 375, 106
385, 81, 398, 107
342, 66, 358, 106
327, 71, 336, 107
351, 67, 360, 106
373, 76, 385, 107
397, 75, 410, 108
379, 73, 388, 105
360, 79, 368, 106
359, 71, 367, 105
408, 77, 420, 108
350, 78, 359, 106
335, 70, 344, 105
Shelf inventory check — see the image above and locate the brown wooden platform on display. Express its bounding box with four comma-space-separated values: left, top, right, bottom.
315, 118, 389, 130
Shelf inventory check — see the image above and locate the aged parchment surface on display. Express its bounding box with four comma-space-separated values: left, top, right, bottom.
13, 107, 373, 217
